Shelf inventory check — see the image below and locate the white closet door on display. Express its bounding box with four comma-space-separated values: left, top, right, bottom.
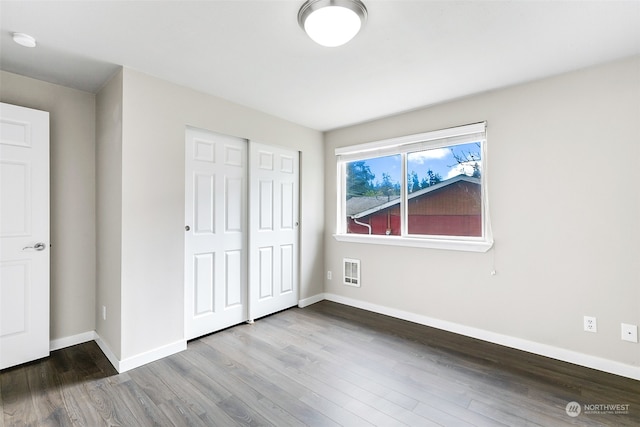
0, 102, 50, 369
248, 142, 299, 321
184, 128, 247, 340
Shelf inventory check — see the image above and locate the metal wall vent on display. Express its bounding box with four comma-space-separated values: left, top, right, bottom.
343, 258, 360, 287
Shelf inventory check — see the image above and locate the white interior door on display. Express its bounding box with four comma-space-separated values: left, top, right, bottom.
184, 127, 247, 340
248, 141, 299, 321
0, 102, 50, 370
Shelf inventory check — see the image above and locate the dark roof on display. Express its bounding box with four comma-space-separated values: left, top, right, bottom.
346, 195, 400, 216
346, 175, 480, 219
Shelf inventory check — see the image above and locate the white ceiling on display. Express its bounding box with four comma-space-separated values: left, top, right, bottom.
1, 1, 639, 131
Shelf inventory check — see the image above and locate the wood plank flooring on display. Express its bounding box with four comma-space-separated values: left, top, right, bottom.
2, 301, 639, 426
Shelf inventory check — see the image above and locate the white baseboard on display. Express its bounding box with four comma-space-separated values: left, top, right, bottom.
323, 293, 640, 381
50, 331, 97, 351
298, 293, 326, 308
118, 339, 187, 373
94, 333, 186, 373
48, 297, 639, 380
94, 333, 122, 372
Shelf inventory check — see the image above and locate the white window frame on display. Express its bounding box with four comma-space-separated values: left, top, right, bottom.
334, 122, 493, 252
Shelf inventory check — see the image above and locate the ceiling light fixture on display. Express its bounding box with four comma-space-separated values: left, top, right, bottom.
12, 32, 37, 48
298, 0, 367, 47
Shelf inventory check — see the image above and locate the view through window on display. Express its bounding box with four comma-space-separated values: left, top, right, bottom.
345, 142, 482, 237
338, 122, 490, 250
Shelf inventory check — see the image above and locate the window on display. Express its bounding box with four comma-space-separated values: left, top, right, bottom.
336, 122, 492, 252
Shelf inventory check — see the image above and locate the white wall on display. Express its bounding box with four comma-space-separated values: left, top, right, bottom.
0, 71, 96, 343
95, 70, 123, 358
323, 57, 640, 375
115, 68, 324, 362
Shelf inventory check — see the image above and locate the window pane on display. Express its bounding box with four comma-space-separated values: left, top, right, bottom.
345, 155, 401, 236
406, 142, 482, 237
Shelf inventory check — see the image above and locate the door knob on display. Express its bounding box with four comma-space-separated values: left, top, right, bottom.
23, 242, 46, 251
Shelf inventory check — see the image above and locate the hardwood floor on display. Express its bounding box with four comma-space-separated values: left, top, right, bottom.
2, 301, 639, 426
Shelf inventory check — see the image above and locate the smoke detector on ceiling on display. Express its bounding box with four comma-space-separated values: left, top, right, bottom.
13, 33, 37, 48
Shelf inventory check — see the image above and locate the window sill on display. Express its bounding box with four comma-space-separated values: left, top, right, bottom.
333, 233, 493, 252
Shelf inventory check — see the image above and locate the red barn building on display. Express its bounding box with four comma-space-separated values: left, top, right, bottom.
347, 175, 481, 237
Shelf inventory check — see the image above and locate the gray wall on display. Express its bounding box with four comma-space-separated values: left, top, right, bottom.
2, 67, 324, 366
0, 71, 96, 343
4, 56, 637, 374
323, 57, 640, 369
114, 68, 325, 360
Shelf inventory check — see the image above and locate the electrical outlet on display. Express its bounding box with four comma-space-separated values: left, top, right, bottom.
584, 316, 597, 333
621, 323, 638, 343
327, 271, 332, 280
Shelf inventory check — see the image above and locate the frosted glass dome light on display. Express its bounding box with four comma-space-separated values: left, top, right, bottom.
298, 0, 367, 47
